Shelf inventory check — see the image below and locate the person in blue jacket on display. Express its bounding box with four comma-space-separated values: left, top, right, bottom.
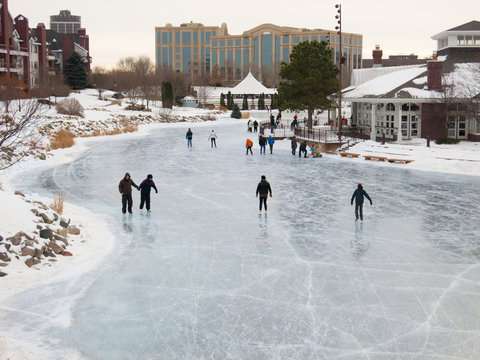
186, 128, 193, 147
139, 174, 158, 212
351, 183, 372, 221
268, 136, 275, 154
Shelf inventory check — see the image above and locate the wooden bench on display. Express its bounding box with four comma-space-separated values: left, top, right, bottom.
340, 152, 360, 158
387, 158, 414, 164
364, 155, 387, 162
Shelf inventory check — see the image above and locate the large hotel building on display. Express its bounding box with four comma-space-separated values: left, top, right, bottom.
155, 22, 363, 83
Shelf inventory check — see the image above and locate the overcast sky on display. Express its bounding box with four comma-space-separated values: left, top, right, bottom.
9, 0, 480, 69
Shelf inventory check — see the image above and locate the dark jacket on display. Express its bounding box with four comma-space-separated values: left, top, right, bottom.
256, 180, 272, 198
186, 130, 193, 139
118, 177, 139, 195
259, 136, 267, 146
351, 188, 372, 205
270, 114, 275, 124
299, 141, 307, 151
291, 139, 297, 149
140, 179, 158, 194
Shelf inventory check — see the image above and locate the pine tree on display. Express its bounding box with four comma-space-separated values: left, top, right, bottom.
258, 93, 265, 110
230, 103, 242, 118
227, 91, 234, 110
161, 81, 173, 108
64, 52, 88, 90
242, 94, 249, 110
220, 93, 226, 107
270, 94, 276, 109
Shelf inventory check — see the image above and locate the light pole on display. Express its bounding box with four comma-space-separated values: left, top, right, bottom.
335, 4, 343, 142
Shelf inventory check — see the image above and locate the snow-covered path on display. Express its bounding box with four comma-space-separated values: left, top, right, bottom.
2, 121, 480, 359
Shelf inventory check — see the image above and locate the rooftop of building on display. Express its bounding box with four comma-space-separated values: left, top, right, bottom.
50, 10, 81, 22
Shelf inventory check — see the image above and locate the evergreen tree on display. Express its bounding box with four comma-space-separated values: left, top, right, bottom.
220, 93, 226, 107
277, 41, 338, 129
64, 52, 88, 90
258, 93, 265, 110
227, 91, 234, 110
230, 103, 242, 119
270, 93, 276, 109
161, 81, 173, 108
242, 94, 249, 110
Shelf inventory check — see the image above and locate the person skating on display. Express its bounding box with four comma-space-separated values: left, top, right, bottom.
268, 136, 275, 154
291, 137, 298, 156
299, 140, 308, 158
256, 175, 272, 215
247, 120, 253, 132
208, 130, 217, 148
118, 172, 139, 214
139, 174, 158, 212
186, 128, 193, 147
246, 138, 253, 155
253, 120, 259, 132
259, 135, 267, 154
351, 183, 372, 221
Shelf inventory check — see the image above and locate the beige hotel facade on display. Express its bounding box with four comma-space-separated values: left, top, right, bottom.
155, 22, 363, 83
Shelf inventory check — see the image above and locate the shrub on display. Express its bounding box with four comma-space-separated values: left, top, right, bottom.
230, 104, 242, 119
50, 130, 75, 150
435, 137, 461, 145
112, 92, 124, 99
218, 105, 228, 112
56, 98, 84, 117
207, 104, 215, 110
38, 98, 54, 106
125, 104, 147, 111
49, 194, 64, 215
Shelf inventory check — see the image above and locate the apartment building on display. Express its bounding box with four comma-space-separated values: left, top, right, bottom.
155, 22, 363, 84
50, 10, 81, 35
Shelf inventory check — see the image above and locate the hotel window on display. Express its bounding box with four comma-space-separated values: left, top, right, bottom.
162, 32, 168, 44
228, 40, 233, 46
283, 47, 289, 62
220, 40, 225, 47
213, 32, 216, 36
206, 31, 211, 43
175, 47, 180, 52
293, 37, 300, 44
243, 38, 250, 45
302, 37, 309, 42
194, 54, 198, 59
194, 47, 198, 52
386, 103, 395, 111
243, 49, 250, 69
466, 36, 473, 45
212, 41, 217, 47
201, 32, 204, 43
175, 31, 180, 44
176, 55, 180, 60
182, 32, 191, 44
321, 36, 327, 42
235, 49, 241, 68
283, 36, 289, 44
220, 50, 225, 67
261, 34, 273, 68
176, 62, 180, 67
457, 36, 465, 45
235, 39, 241, 46
193, 32, 198, 44
228, 50, 233, 62
311, 36, 318, 42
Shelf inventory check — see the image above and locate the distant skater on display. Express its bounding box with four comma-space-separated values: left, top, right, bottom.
268, 136, 275, 154
291, 137, 297, 156
253, 120, 259, 132
118, 172, 139, 214
186, 128, 193, 147
299, 140, 308, 158
247, 120, 253, 132
208, 130, 217, 148
351, 183, 372, 221
139, 174, 158, 212
256, 175, 272, 215
246, 138, 253, 155
259, 135, 266, 154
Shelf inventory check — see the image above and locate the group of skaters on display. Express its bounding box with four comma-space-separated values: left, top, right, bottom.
118, 173, 158, 214
291, 137, 317, 158
185, 128, 218, 148
246, 135, 275, 155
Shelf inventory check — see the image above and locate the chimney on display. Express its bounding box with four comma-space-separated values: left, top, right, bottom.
62, 34, 73, 68
427, 56, 443, 90
36, 23, 47, 84
14, 15, 30, 88
372, 44, 382, 68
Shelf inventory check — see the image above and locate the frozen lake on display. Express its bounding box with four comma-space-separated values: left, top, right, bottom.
3, 121, 480, 359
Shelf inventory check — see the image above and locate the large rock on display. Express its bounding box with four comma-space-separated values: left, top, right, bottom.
0, 235, 3, 242
7, 236, 22, 246
21, 246, 36, 258
40, 213, 53, 224
0, 252, 11, 262
14, 190, 25, 197
25, 258, 41, 268
0, 262, 8, 267
39, 228, 54, 240
16, 231, 33, 241
62, 251, 73, 256
0, 271, 6, 277
31, 209, 39, 216
53, 234, 69, 246
43, 248, 56, 258
68, 225, 80, 235
34, 247, 45, 260
39, 153, 47, 160
33, 201, 48, 210
56, 228, 68, 238
59, 220, 69, 229
47, 241, 64, 254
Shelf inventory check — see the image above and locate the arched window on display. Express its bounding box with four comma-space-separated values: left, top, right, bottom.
386, 103, 395, 111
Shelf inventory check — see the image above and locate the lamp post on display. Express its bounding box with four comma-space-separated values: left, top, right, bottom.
335, 4, 343, 142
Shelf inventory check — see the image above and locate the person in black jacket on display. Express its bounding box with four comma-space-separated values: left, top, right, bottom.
299, 140, 308, 158
291, 137, 298, 156
256, 175, 272, 215
351, 183, 372, 220
139, 174, 158, 212
258, 135, 267, 154
118, 172, 139, 214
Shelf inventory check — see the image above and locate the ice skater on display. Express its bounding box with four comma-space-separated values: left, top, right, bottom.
139, 174, 158, 212
259, 135, 267, 154
256, 175, 272, 215
246, 138, 253, 155
186, 128, 193, 147
208, 130, 217, 148
118, 172, 140, 214
291, 137, 297, 156
299, 140, 308, 158
253, 120, 259, 132
351, 183, 372, 221
268, 136, 275, 154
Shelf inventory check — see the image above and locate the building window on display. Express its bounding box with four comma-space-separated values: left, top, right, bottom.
311, 36, 318, 42
302, 37, 309, 42
212, 41, 217, 47
183, 48, 191, 72
175, 47, 180, 52
254, 37, 259, 71
283, 36, 289, 44
293, 37, 300, 44
176, 62, 180, 67
176, 55, 180, 60
235, 39, 241, 46
283, 47, 289, 62
227, 40, 233, 46
261, 34, 273, 69
235, 49, 241, 70
243, 49, 250, 72
162, 32, 168, 44
206, 31, 211, 43
175, 31, 180, 44
275, 36, 280, 63
220, 40, 225, 47
201, 32, 204, 43
386, 103, 395, 111
243, 38, 250, 46
182, 32, 191, 44
194, 54, 198, 59
220, 50, 225, 67
475, 36, 480, 45
193, 32, 198, 44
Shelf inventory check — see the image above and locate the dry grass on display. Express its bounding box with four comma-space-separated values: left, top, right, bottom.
50, 193, 64, 215
241, 112, 250, 119
122, 124, 138, 133
50, 130, 75, 150
218, 105, 228, 112
207, 104, 216, 110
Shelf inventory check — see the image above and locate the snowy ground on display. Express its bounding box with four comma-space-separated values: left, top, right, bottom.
1, 117, 480, 359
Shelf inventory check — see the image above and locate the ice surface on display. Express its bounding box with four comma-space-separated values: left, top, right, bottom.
2, 122, 480, 359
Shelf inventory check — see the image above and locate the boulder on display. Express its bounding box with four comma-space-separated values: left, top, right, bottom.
17, 232, 33, 241
0, 252, 11, 262
33, 201, 48, 210
0, 272, 6, 277
0, 262, 8, 267
43, 248, 56, 258
39, 153, 47, 160
68, 225, 80, 235
21, 246, 36, 258
25, 258, 41, 268
61, 217, 71, 226
14, 190, 25, 197
53, 213, 59, 221
62, 251, 73, 256
56, 228, 68, 238
47, 241, 64, 254
24, 240, 35, 247
7, 236, 22, 246
34, 247, 45, 260
31, 209, 39, 216
0, 235, 3, 242
59, 220, 69, 229
36, 225, 43, 230
40, 213, 53, 224
39, 228, 54, 240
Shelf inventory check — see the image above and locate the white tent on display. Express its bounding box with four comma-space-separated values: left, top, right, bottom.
230, 72, 277, 95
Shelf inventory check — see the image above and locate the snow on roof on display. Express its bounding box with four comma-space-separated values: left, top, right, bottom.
343, 66, 427, 99
230, 72, 276, 95
183, 95, 196, 100
350, 65, 424, 87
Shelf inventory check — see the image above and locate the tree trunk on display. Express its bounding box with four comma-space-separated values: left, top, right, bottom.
307, 106, 313, 130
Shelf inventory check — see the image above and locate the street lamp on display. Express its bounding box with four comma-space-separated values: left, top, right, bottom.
335, 4, 343, 142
